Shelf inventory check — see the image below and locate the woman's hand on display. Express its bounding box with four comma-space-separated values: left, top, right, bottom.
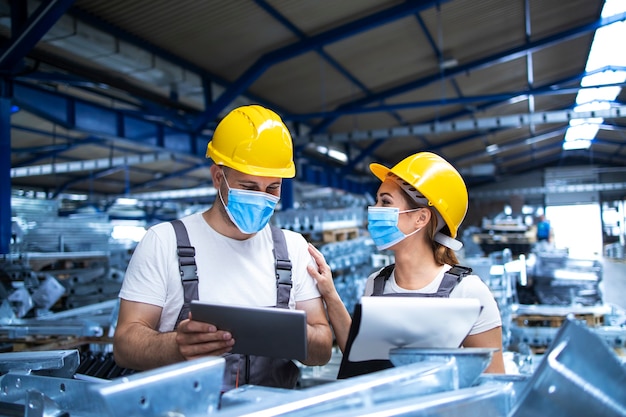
307, 243, 337, 298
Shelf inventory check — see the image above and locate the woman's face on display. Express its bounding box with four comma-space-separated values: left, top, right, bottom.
374, 179, 411, 210
374, 179, 432, 239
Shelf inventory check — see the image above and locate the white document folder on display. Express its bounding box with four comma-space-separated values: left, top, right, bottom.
347, 297, 482, 362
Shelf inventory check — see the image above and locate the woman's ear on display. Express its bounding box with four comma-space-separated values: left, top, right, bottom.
416, 207, 431, 226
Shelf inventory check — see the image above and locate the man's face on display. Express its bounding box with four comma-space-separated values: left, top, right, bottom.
219, 166, 282, 198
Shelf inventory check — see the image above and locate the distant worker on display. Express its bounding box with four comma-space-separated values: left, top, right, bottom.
536, 214, 551, 243
114, 105, 333, 392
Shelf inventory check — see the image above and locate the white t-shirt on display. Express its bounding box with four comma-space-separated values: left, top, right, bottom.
119, 212, 321, 332
363, 264, 502, 335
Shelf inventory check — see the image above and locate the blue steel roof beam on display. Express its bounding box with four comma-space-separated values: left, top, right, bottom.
288, 65, 626, 121
340, 138, 385, 174
14, 146, 79, 167
310, 11, 626, 134
51, 166, 125, 198
455, 127, 626, 175
453, 127, 568, 166
10, 125, 176, 166
290, 81, 626, 121
193, 0, 449, 133
386, 67, 624, 136
524, 0, 536, 139
298, 159, 373, 195
0, 0, 75, 73
254, 0, 369, 95
13, 143, 73, 156
255, 0, 411, 128
68, 7, 273, 119
413, 13, 465, 102
1, 82, 11, 254
12, 81, 211, 159
10, 46, 203, 121
431, 129, 507, 155
597, 123, 626, 133
43, 154, 209, 198
295, 70, 624, 178
18, 70, 113, 88
10, 0, 27, 38
502, 145, 625, 176
127, 164, 209, 194
15, 76, 189, 130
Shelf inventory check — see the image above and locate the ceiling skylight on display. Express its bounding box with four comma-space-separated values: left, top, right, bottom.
564, 0, 626, 150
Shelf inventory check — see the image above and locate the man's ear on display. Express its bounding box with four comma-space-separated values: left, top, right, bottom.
209, 165, 224, 187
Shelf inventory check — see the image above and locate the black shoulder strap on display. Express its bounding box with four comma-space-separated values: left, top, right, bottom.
270, 224, 292, 309
371, 264, 472, 298
172, 221, 293, 329
171, 219, 198, 327
371, 264, 395, 295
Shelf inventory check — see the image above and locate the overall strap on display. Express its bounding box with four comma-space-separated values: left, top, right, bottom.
270, 224, 292, 309
371, 264, 395, 295
171, 219, 199, 327
172, 222, 293, 329
371, 264, 472, 298
432, 265, 472, 297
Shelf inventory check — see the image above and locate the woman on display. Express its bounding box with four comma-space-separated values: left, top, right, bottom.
308, 151, 505, 373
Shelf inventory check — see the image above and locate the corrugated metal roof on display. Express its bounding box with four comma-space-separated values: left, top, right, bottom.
2, 0, 624, 200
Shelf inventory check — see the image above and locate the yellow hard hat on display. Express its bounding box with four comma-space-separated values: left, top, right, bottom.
369, 152, 468, 238
206, 105, 296, 178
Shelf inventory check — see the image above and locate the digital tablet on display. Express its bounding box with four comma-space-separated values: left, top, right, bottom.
189, 301, 308, 361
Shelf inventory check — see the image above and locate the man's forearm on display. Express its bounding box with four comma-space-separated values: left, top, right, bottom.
303, 323, 333, 366
113, 323, 184, 370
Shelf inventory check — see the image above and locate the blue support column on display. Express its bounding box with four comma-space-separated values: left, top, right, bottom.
0, 79, 12, 254
281, 178, 294, 210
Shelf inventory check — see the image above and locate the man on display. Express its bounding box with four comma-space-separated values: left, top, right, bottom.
113, 105, 333, 391
536, 214, 551, 242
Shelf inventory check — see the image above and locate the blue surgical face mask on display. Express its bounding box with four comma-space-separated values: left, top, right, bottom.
367, 206, 422, 250
219, 173, 280, 234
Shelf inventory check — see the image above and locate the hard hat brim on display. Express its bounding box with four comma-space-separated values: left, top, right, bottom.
369, 163, 391, 182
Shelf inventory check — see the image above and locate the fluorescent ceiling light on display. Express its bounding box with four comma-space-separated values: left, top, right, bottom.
130, 186, 217, 200
563, 0, 626, 151
315, 145, 348, 163
563, 139, 592, 150
564, 122, 600, 141
486, 144, 499, 154
58, 193, 89, 201
115, 197, 139, 206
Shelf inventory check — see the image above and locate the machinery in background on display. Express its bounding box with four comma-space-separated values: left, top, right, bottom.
525, 246, 603, 306
472, 211, 535, 256
462, 243, 623, 360
1, 200, 134, 353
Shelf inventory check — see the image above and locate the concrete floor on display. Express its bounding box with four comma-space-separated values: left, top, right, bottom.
600, 257, 626, 311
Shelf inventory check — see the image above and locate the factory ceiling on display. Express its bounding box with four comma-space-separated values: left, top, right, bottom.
2, 0, 626, 204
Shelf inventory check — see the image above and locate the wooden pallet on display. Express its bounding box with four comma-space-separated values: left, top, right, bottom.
529, 345, 548, 355
514, 313, 604, 328
322, 227, 359, 242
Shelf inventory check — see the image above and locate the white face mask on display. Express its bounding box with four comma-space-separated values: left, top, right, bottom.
367, 206, 422, 250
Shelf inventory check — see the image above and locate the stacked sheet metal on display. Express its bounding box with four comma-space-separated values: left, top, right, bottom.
1, 317, 624, 416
